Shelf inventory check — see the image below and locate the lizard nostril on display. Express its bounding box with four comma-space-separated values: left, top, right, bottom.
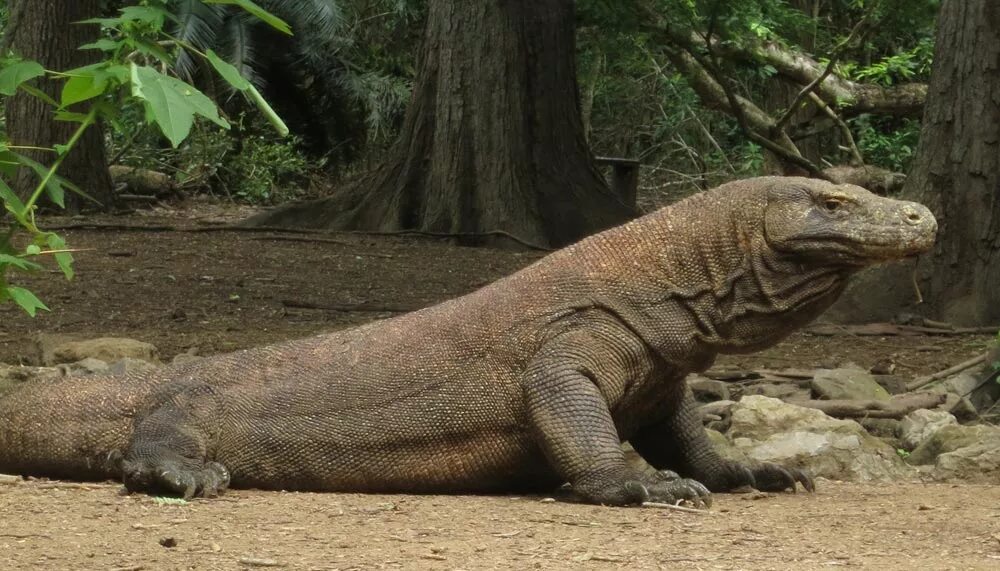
904, 209, 922, 225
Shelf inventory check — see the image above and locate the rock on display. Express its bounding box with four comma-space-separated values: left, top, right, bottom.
934, 391, 979, 422
859, 418, 902, 440
37, 337, 160, 366
811, 367, 891, 401
900, 409, 958, 450
705, 428, 752, 465
31, 333, 76, 366
689, 375, 730, 402
107, 358, 160, 376
934, 440, 1000, 483
907, 424, 999, 465
939, 370, 999, 413
741, 382, 803, 400
56, 358, 110, 377
872, 375, 909, 395
727, 396, 912, 482
903, 422, 1000, 483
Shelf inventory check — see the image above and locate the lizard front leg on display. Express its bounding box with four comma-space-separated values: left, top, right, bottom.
120, 382, 230, 499
631, 387, 813, 493
522, 332, 712, 507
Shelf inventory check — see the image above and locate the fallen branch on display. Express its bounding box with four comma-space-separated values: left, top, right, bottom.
42, 222, 554, 251
641, 501, 717, 515
906, 353, 988, 392
787, 391, 945, 419
281, 299, 422, 314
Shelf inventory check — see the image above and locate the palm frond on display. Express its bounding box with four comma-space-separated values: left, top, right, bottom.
219, 11, 267, 89
171, 0, 227, 80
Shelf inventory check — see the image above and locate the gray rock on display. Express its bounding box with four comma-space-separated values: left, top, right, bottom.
38, 337, 160, 366
107, 357, 160, 376
902, 422, 1000, 482
727, 396, 912, 482
811, 367, 891, 401
934, 440, 1000, 483
741, 382, 803, 400
872, 375, 909, 395
900, 409, 958, 450
689, 375, 730, 402
56, 358, 110, 377
907, 424, 999, 465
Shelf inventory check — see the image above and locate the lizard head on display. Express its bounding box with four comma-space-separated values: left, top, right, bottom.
763, 178, 936, 267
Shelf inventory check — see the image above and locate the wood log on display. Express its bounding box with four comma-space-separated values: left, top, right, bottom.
785, 391, 945, 419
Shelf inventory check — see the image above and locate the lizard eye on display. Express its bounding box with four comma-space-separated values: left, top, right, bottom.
823, 198, 843, 212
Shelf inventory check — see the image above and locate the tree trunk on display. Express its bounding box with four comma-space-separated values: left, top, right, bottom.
4, 0, 113, 213
826, 0, 1000, 325
244, 0, 634, 248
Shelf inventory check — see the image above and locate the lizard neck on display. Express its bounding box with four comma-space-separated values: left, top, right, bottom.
573, 188, 854, 363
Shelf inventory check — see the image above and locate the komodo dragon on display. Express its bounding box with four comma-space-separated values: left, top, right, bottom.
0, 177, 936, 507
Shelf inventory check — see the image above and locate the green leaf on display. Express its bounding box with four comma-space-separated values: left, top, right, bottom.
18, 84, 59, 106
6, 286, 50, 317
118, 5, 175, 27
46, 234, 74, 280
0, 254, 43, 272
206, 49, 251, 91
60, 66, 111, 107
25, 245, 41, 256
204, 0, 292, 35
13, 153, 65, 208
130, 64, 229, 147
0, 177, 26, 215
79, 38, 122, 52
0, 60, 45, 95
54, 111, 92, 123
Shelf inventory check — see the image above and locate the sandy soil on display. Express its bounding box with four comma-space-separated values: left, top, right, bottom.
1, 478, 998, 570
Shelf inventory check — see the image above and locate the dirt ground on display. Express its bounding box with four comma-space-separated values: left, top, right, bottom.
0, 478, 998, 570
2, 205, 998, 570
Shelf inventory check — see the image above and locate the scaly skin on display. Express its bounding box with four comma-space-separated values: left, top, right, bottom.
0, 177, 936, 507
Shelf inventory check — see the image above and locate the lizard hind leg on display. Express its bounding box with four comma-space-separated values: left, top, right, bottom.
121, 383, 230, 499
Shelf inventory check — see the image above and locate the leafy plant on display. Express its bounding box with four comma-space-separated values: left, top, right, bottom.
0, 0, 289, 316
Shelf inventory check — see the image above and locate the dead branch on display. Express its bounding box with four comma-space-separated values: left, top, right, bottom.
40, 222, 554, 251
649, 21, 926, 118
641, 501, 717, 515
774, 15, 871, 133
280, 299, 422, 314
787, 391, 945, 419
906, 353, 989, 392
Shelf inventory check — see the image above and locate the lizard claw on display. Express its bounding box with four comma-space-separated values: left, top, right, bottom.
122, 456, 230, 499
647, 475, 713, 509
751, 462, 814, 493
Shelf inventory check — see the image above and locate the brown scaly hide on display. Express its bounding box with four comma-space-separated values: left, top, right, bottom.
0, 177, 936, 505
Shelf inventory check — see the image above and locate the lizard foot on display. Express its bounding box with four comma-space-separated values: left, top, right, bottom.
122, 454, 230, 499
573, 471, 712, 508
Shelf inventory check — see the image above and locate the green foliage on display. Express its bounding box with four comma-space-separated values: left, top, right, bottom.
851, 116, 921, 173
0, 0, 290, 316
176, 116, 308, 203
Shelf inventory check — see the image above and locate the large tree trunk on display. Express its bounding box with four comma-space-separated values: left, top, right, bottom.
245, 0, 634, 248
4, 0, 113, 213
827, 0, 1000, 325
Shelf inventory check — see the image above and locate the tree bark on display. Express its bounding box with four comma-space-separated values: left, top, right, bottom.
244, 0, 634, 248
826, 0, 1000, 326
4, 0, 113, 213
